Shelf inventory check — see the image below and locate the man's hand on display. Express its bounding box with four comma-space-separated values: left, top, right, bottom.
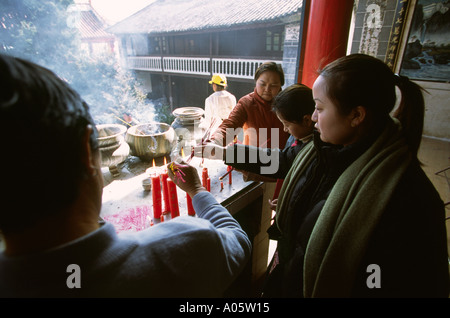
167, 161, 206, 198
193, 142, 225, 160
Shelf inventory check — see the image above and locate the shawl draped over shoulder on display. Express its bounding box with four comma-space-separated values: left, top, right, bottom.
275, 118, 411, 297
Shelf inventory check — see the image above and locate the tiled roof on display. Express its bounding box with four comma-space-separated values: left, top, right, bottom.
76, 3, 114, 40
107, 0, 303, 35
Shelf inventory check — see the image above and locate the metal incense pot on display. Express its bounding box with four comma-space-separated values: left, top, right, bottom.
171, 107, 205, 157
96, 124, 130, 177
125, 122, 177, 161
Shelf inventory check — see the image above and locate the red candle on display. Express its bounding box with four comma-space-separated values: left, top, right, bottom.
206, 177, 211, 192
186, 193, 195, 216
151, 175, 162, 219
227, 165, 232, 185
202, 167, 208, 188
244, 134, 249, 145
167, 178, 180, 218
147, 215, 154, 227
161, 171, 170, 215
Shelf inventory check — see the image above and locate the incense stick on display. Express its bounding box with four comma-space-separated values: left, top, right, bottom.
218, 167, 233, 180
168, 162, 186, 182
114, 115, 133, 127
185, 118, 218, 164
114, 115, 146, 135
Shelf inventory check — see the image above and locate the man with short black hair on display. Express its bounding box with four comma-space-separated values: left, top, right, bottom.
0, 54, 251, 297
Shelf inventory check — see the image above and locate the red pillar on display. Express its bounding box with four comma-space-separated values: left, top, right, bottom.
300, 0, 354, 88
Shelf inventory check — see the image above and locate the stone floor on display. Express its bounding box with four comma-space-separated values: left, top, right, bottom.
418, 136, 450, 256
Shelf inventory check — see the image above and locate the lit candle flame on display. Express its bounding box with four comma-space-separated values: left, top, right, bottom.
163, 156, 167, 173
152, 158, 156, 176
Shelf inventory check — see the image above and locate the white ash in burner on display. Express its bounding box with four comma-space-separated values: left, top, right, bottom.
136, 124, 165, 135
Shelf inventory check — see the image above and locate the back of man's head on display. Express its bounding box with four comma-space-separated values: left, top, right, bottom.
0, 54, 98, 234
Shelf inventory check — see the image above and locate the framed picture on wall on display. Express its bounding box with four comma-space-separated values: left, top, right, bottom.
350, 0, 450, 82
398, 0, 450, 82
349, 0, 411, 70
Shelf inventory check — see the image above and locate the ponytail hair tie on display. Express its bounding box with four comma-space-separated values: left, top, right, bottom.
394, 73, 409, 85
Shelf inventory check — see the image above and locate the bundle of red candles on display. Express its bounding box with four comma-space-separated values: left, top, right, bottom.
151, 171, 162, 219
149, 157, 182, 221
166, 177, 180, 218
149, 157, 197, 220
149, 148, 232, 221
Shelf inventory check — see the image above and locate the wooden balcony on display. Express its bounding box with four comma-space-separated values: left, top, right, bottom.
126, 56, 282, 79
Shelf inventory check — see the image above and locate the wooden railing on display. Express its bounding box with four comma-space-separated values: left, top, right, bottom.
163, 57, 210, 75
212, 58, 266, 79
127, 56, 162, 72
126, 56, 282, 79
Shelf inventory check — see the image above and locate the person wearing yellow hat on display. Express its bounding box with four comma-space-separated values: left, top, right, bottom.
202, 74, 236, 131
209, 74, 228, 87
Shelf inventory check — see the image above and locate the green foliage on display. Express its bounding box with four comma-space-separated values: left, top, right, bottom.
0, 0, 150, 125
0, 0, 80, 75
152, 99, 176, 125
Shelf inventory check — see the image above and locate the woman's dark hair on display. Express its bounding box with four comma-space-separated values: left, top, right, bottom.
254, 61, 285, 86
0, 54, 98, 232
272, 83, 315, 124
318, 53, 425, 156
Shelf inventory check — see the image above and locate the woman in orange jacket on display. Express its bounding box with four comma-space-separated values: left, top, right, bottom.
210, 61, 290, 151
